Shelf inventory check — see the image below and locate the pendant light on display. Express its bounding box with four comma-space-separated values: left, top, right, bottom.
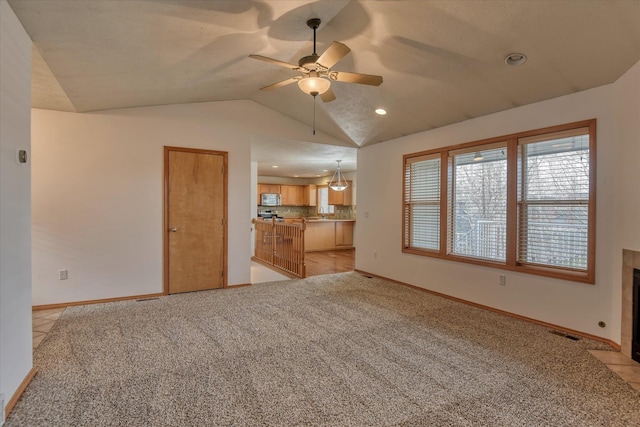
328, 160, 348, 191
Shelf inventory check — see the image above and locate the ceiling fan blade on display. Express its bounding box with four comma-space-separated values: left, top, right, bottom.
320, 88, 336, 103
331, 71, 383, 86
249, 54, 299, 70
316, 41, 351, 69
260, 77, 299, 91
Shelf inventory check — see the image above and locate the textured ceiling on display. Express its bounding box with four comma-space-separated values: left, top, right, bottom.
8, 0, 640, 177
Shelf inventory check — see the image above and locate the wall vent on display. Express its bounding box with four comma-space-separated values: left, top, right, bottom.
549, 330, 580, 341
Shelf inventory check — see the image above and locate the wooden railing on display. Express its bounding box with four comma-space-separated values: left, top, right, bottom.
252, 219, 306, 278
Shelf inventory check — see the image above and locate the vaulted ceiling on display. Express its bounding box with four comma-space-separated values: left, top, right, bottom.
8, 0, 640, 175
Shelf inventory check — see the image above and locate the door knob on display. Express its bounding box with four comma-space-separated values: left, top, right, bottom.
171, 227, 178, 232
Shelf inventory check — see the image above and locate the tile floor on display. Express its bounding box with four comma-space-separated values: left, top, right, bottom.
32, 308, 65, 349
251, 261, 290, 284
589, 349, 640, 392
31, 309, 640, 395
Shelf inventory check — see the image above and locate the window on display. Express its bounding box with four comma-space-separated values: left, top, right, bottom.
402, 119, 595, 283
403, 154, 441, 251
517, 129, 590, 270
449, 144, 507, 261
317, 186, 335, 215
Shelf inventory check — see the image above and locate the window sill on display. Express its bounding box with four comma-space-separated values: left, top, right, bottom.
403, 247, 593, 284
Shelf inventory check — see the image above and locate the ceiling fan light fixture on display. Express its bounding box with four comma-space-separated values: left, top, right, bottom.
328, 160, 348, 192
249, 16, 383, 108
298, 74, 331, 95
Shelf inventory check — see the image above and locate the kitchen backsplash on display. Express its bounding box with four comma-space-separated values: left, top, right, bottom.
257, 205, 355, 219
334, 205, 356, 219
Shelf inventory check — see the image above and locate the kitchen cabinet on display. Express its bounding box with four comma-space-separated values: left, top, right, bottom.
304, 220, 355, 251
304, 185, 317, 207
259, 183, 281, 194
257, 183, 319, 207
304, 221, 336, 251
335, 221, 354, 246
281, 185, 305, 206
328, 181, 353, 206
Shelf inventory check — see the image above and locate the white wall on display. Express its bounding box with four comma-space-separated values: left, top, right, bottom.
32, 100, 343, 306
357, 61, 640, 343
0, 0, 32, 418
611, 61, 640, 340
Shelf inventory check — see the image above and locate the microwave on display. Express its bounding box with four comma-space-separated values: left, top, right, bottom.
260, 193, 281, 206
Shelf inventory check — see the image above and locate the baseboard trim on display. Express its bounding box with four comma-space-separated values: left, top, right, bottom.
5, 368, 36, 419
228, 283, 252, 288
32, 293, 166, 311
355, 269, 620, 350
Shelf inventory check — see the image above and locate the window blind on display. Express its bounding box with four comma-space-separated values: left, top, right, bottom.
404, 155, 440, 250
517, 132, 590, 270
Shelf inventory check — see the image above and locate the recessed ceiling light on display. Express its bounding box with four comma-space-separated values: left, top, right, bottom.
323, 169, 328, 172
316, 174, 321, 177
504, 53, 527, 66
272, 165, 278, 168
375, 108, 387, 115
294, 175, 299, 177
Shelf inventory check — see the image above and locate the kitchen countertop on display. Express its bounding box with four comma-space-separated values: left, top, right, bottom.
254, 217, 355, 222
304, 218, 355, 222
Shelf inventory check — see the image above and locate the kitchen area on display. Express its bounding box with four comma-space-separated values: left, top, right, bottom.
254, 179, 356, 278
250, 137, 358, 279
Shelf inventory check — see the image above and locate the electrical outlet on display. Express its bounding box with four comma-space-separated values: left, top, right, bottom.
59, 269, 69, 280
373, 250, 377, 259
16, 148, 28, 165
499, 275, 506, 286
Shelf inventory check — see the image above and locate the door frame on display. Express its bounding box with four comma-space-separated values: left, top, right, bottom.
163, 146, 228, 294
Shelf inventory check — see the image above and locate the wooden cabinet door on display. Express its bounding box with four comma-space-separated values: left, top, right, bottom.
304, 221, 336, 251
281, 185, 292, 205
328, 181, 352, 205
281, 185, 304, 206
335, 222, 354, 246
304, 185, 317, 206
258, 183, 282, 195
328, 186, 342, 205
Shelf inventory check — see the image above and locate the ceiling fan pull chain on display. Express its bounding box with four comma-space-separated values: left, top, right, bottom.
313, 95, 317, 135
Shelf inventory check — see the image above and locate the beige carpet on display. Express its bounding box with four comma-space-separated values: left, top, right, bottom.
7, 272, 640, 426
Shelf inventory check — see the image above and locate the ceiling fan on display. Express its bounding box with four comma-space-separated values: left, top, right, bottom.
249, 18, 383, 102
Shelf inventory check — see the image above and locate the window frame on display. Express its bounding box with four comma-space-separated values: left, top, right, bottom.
316, 185, 335, 216
447, 141, 509, 262
402, 119, 596, 284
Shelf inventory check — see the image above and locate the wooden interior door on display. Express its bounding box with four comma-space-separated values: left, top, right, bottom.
165, 147, 227, 294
